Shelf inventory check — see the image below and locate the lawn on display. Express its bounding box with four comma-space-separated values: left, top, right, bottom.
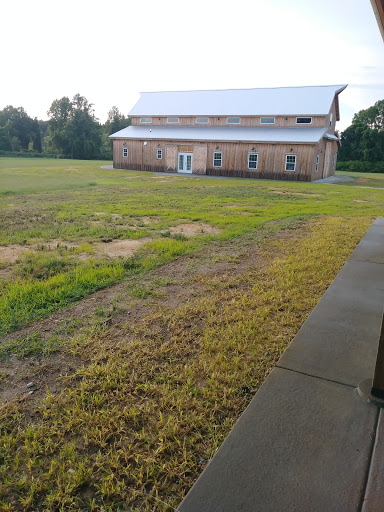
337, 170, 384, 188
0, 158, 383, 511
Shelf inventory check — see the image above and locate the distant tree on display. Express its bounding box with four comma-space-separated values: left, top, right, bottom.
99, 106, 131, 158
0, 105, 42, 152
104, 106, 130, 136
0, 122, 12, 151
339, 100, 384, 162
352, 100, 384, 130
47, 94, 102, 159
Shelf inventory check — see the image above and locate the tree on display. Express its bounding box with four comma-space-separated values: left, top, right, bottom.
352, 100, 384, 130
99, 106, 131, 158
47, 94, 102, 159
0, 123, 12, 151
0, 106, 42, 152
104, 106, 130, 136
339, 100, 384, 162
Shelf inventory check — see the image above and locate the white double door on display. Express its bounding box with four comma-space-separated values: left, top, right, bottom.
178, 152, 193, 173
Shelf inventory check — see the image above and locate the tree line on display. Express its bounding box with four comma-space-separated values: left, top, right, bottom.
0, 94, 130, 160
1, 95, 383, 166
338, 99, 384, 168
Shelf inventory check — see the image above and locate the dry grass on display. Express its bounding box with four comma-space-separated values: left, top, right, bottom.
0, 216, 371, 511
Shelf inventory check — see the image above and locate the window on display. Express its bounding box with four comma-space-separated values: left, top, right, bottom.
296, 117, 312, 124
260, 117, 275, 124
123, 148, 128, 157
329, 113, 333, 128
140, 117, 152, 123
332, 153, 337, 169
213, 152, 222, 167
248, 153, 258, 169
285, 154, 296, 171
167, 117, 179, 123
196, 117, 209, 124
315, 154, 319, 172
227, 117, 241, 124
157, 149, 162, 159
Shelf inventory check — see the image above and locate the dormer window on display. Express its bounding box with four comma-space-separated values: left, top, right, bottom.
167, 117, 179, 123
140, 117, 152, 123
296, 117, 312, 124
227, 117, 241, 124
196, 117, 209, 124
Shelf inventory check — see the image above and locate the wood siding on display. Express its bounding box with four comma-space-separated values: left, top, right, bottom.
131, 115, 328, 128
113, 138, 325, 181
326, 102, 338, 134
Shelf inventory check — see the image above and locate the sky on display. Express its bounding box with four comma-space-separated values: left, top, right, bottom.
1, 0, 383, 132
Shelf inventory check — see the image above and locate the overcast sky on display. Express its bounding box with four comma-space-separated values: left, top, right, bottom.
1, 0, 382, 131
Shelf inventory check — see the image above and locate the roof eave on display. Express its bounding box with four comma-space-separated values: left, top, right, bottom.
370, 0, 384, 42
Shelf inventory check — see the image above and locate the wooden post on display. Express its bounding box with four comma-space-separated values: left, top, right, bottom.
371, 311, 384, 399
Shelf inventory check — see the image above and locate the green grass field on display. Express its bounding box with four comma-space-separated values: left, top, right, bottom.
0, 158, 383, 510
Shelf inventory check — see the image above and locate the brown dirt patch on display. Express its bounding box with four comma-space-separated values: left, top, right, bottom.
0, 240, 78, 264
0, 245, 29, 263
141, 216, 159, 225
355, 178, 370, 183
268, 189, 321, 197
169, 223, 221, 237
354, 199, 369, 203
95, 238, 152, 258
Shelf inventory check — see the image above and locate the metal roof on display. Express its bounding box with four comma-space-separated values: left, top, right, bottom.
128, 85, 347, 117
323, 132, 339, 141
109, 126, 332, 144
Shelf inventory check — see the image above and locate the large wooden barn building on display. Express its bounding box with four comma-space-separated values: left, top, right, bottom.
110, 85, 347, 181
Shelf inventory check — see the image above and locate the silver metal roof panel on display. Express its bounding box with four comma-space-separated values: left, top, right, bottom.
109, 126, 328, 144
128, 85, 347, 117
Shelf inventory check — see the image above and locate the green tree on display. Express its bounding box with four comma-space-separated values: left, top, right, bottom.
0, 106, 42, 152
0, 122, 12, 151
47, 94, 102, 159
339, 100, 384, 162
352, 99, 384, 130
99, 106, 131, 159
104, 106, 130, 136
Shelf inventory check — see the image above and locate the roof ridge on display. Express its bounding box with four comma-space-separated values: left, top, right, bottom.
140, 85, 347, 94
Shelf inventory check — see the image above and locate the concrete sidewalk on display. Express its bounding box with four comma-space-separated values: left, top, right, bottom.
179, 218, 384, 512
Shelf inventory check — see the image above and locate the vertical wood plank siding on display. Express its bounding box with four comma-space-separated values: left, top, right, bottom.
113, 139, 326, 181
131, 116, 327, 128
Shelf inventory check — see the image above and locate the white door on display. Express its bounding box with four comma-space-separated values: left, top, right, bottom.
178, 152, 193, 173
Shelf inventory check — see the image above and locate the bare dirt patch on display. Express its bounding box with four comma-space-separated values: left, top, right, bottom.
95, 238, 152, 258
169, 223, 221, 237
355, 178, 370, 183
0, 245, 29, 263
141, 216, 160, 225
268, 189, 321, 197
0, 240, 76, 264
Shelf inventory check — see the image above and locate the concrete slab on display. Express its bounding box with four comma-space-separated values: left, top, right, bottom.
350, 223, 384, 264
179, 368, 377, 512
362, 409, 384, 512
277, 260, 384, 387
313, 175, 355, 184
